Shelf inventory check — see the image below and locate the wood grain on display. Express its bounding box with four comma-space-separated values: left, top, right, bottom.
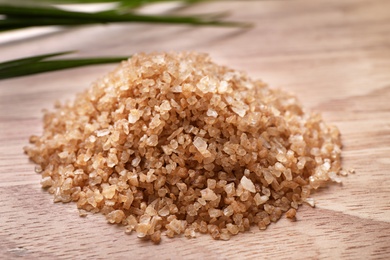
1, 0, 390, 259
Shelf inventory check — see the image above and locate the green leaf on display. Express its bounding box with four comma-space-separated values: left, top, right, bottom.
0, 3, 248, 32
0, 52, 128, 80
0, 51, 74, 70
16, 0, 205, 7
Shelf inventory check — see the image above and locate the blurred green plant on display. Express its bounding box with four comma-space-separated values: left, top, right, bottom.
0, 0, 245, 32
32, 0, 206, 8
0, 0, 247, 80
0, 51, 129, 80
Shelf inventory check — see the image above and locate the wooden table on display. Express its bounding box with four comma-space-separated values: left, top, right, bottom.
1, 0, 389, 259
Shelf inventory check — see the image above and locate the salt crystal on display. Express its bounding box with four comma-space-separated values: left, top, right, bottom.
146, 135, 158, 146
328, 172, 342, 183
253, 193, 269, 206
225, 96, 234, 105
187, 96, 197, 105
34, 165, 42, 173
297, 157, 306, 170
240, 176, 256, 193
226, 223, 239, 235
237, 147, 247, 156
224, 183, 235, 196
283, 169, 293, 181
160, 100, 171, 112
208, 208, 222, 218
197, 76, 216, 93
231, 106, 246, 117
136, 223, 151, 237
263, 171, 274, 184
286, 208, 296, 219
274, 162, 285, 172
58, 151, 69, 159
193, 137, 211, 157
200, 188, 218, 201
149, 115, 162, 129
223, 206, 234, 217
171, 85, 182, 93
271, 107, 281, 116
310, 148, 321, 157
78, 209, 88, 217
107, 210, 125, 224
128, 109, 142, 124
184, 228, 196, 238
146, 170, 157, 183
131, 157, 141, 167
162, 145, 173, 155
158, 205, 170, 217
152, 55, 165, 64
304, 198, 315, 207
197, 197, 206, 206
167, 219, 184, 234
323, 161, 331, 171
276, 152, 288, 164
207, 179, 217, 189
218, 80, 228, 93
309, 176, 321, 189
88, 135, 96, 143
145, 204, 157, 216
41, 176, 53, 188
262, 186, 271, 197
102, 185, 117, 199
107, 153, 118, 167
206, 108, 218, 118
170, 139, 178, 149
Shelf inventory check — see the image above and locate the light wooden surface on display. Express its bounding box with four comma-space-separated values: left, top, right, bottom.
1, 0, 390, 259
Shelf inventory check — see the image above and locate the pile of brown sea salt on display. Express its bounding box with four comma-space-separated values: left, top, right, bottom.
25, 52, 342, 243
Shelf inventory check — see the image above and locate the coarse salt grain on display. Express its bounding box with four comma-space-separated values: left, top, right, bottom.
96, 129, 110, 137
206, 108, 218, 118
193, 137, 212, 157
200, 188, 218, 201
231, 106, 246, 117
253, 193, 269, 206
128, 109, 142, 124
240, 176, 256, 193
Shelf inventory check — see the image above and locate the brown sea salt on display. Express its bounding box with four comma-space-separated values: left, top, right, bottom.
25, 52, 343, 243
